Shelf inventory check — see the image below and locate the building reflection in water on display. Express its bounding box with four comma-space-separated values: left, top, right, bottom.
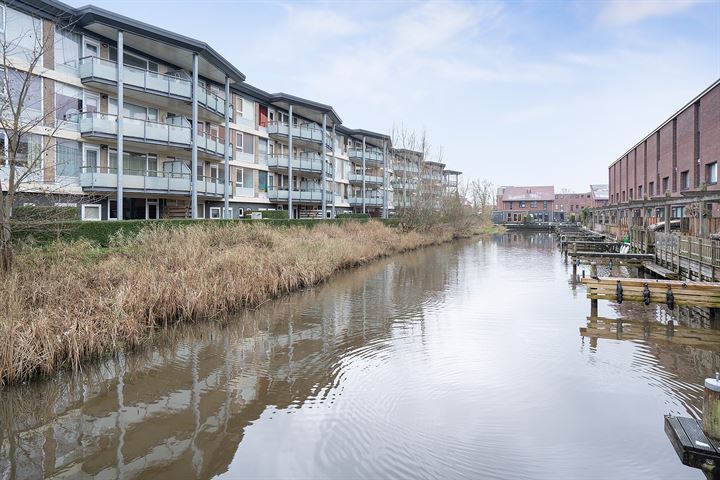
0, 241, 466, 480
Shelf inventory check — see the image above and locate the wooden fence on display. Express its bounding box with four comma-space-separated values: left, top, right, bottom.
630, 227, 655, 254
655, 232, 720, 281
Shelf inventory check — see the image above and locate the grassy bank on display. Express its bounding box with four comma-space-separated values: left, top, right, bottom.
0, 220, 492, 385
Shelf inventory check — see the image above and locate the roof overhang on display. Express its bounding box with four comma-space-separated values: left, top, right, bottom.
337, 126, 390, 148
268, 93, 341, 126
443, 169, 462, 175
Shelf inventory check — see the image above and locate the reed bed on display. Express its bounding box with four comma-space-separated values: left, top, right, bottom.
0, 220, 472, 385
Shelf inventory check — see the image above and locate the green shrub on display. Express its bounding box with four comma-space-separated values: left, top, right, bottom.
337, 212, 370, 219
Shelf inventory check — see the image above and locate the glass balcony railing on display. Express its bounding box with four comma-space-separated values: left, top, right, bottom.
267, 122, 332, 151
348, 196, 384, 207
79, 166, 226, 197
267, 154, 333, 176
348, 148, 384, 165
79, 112, 224, 157
78, 57, 226, 117
267, 188, 325, 203
348, 174, 383, 185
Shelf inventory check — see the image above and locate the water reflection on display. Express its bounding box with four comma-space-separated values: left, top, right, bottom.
0, 234, 713, 480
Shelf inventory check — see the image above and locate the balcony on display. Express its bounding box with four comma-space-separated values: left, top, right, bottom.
79, 167, 226, 197
267, 153, 333, 177
348, 174, 383, 185
267, 121, 332, 152
267, 189, 325, 204
393, 163, 420, 173
348, 148, 384, 166
79, 113, 225, 158
348, 196, 384, 207
78, 57, 227, 119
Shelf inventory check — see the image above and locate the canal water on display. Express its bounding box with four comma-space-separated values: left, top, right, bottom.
1, 233, 717, 479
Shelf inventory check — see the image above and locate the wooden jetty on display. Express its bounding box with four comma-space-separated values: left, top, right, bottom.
570, 251, 653, 261
581, 277, 720, 309
580, 316, 720, 351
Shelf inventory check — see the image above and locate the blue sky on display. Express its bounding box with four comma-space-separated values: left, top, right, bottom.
65, 0, 719, 192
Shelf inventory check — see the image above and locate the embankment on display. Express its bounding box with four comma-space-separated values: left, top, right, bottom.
0, 220, 494, 385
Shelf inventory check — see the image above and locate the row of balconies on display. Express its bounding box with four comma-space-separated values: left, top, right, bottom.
79, 57, 226, 119
348, 174, 383, 186
267, 122, 332, 153
267, 153, 333, 177
79, 112, 225, 158
347, 148, 384, 166
80, 168, 227, 197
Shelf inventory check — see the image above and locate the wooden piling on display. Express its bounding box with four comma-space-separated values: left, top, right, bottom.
590, 262, 597, 278
572, 243, 578, 276
704, 376, 720, 441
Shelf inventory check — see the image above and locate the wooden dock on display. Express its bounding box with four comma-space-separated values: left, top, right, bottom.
581, 277, 720, 308
665, 415, 720, 475
580, 316, 720, 350
642, 261, 679, 279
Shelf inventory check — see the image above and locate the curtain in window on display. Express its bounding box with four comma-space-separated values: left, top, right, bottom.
55, 139, 81, 177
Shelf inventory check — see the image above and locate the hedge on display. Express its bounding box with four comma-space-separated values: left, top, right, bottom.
337, 212, 370, 219
12, 205, 79, 221
244, 210, 289, 220
11, 217, 375, 247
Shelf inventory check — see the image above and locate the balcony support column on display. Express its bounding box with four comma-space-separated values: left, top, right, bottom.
331, 124, 336, 218
288, 104, 293, 219
383, 141, 389, 219
116, 30, 124, 220
191, 53, 199, 219
223, 76, 230, 218
362, 136, 366, 214
321, 113, 327, 218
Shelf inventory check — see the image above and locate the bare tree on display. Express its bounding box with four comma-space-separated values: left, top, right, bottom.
469, 179, 495, 221
0, 10, 81, 272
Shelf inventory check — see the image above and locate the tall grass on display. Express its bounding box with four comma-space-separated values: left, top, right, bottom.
0, 220, 472, 385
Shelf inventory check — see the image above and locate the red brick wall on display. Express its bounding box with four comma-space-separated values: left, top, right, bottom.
646, 133, 658, 196
676, 107, 695, 189
701, 84, 720, 192
659, 122, 674, 194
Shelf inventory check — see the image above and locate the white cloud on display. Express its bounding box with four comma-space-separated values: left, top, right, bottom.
598, 0, 704, 26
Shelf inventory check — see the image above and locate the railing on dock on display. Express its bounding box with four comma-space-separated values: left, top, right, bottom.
655, 232, 720, 281
630, 227, 655, 254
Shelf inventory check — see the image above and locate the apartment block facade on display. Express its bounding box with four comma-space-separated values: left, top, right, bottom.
1, 0, 461, 221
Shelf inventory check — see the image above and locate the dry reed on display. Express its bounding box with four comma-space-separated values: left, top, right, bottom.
0, 220, 469, 385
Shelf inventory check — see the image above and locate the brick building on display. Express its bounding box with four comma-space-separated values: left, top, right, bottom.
496, 186, 554, 223
605, 79, 720, 227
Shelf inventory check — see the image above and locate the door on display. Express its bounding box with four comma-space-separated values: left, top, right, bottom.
84, 38, 100, 58
146, 199, 159, 219
83, 145, 100, 174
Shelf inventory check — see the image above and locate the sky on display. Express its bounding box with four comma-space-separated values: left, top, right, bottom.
64, 0, 720, 192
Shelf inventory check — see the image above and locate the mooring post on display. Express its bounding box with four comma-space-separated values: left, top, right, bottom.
572, 243, 578, 277
590, 298, 598, 317
704, 374, 720, 441
590, 262, 597, 278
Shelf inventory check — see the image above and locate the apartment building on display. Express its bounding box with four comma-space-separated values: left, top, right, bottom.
495, 186, 555, 223
590, 184, 609, 208
443, 169, 462, 195
1, 0, 460, 221
554, 191, 593, 221
391, 148, 422, 210
605, 79, 720, 225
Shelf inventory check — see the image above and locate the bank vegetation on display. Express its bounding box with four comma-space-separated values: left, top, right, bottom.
0, 219, 498, 385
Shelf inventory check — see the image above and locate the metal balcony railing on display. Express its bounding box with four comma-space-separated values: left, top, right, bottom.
79, 166, 226, 196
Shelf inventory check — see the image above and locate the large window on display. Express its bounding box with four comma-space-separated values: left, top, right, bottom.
14, 133, 43, 169
55, 82, 82, 127
109, 150, 156, 176
662, 177, 669, 194
55, 139, 81, 177
54, 27, 81, 74
109, 98, 157, 121
3, 68, 42, 120
259, 171, 268, 192
4, 6, 41, 62
707, 162, 718, 185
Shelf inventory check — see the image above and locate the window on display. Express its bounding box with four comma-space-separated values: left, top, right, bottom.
649, 181, 654, 196
259, 171, 268, 192
4, 7, 41, 62
543, 201, 548, 209
707, 162, 718, 185
520, 201, 526, 208
681, 170, 690, 190
637, 186, 642, 199
244, 168, 254, 188
16, 133, 43, 168
54, 27, 81, 74
243, 133, 254, 154
236, 168, 244, 188
81, 204, 101, 221
4, 69, 42, 119
508, 201, 513, 209
629, 188, 633, 200
662, 177, 669, 194
530, 201, 537, 208
55, 139, 82, 177
83, 144, 99, 174
55, 82, 82, 126
258, 138, 268, 162
109, 150, 153, 175
209, 207, 222, 219
235, 132, 243, 153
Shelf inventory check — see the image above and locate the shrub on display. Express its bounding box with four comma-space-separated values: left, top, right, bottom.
12, 205, 78, 221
